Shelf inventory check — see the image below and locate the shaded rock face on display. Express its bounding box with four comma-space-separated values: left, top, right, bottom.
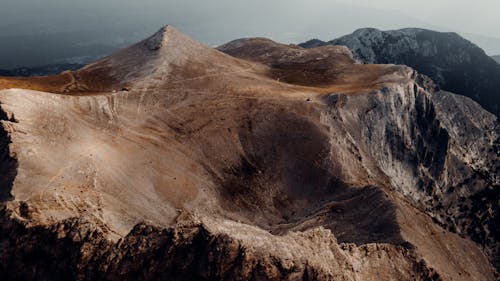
301, 28, 500, 117
321, 72, 499, 270
0, 105, 16, 201
0, 208, 439, 281
196, 98, 404, 246
217, 111, 403, 244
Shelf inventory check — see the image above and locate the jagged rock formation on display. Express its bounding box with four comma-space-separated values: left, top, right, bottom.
325, 85, 499, 271
0, 208, 441, 281
0, 26, 498, 280
300, 28, 500, 117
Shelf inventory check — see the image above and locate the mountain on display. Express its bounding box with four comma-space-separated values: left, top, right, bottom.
0, 64, 83, 77
300, 28, 500, 117
492, 55, 500, 64
0, 26, 498, 281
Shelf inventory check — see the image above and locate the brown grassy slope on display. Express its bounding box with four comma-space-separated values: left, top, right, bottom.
217, 37, 410, 93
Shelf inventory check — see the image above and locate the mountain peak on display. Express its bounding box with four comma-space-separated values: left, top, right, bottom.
78, 25, 224, 86
143, 25, 172, 51
142, 25, 197, 52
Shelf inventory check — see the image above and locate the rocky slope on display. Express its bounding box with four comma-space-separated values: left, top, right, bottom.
1, 208, 442, 281
300, 28, 500, 117
0, 26, 498, 280
221, 38, 499, 274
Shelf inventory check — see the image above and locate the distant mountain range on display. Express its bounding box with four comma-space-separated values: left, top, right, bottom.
301, 28, 500, 117
0, 64, 83, 77
493, 55, 500, 64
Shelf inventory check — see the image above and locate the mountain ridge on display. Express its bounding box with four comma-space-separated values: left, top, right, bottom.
0, 26, 498, 280
300, 27, 500, 117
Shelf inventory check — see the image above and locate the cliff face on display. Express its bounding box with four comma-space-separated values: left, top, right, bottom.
300, 28, 500, 117
321, 73, 499, 270
0, 26, 498, 280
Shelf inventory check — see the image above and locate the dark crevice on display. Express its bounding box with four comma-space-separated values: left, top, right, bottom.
0, 103, 17, 202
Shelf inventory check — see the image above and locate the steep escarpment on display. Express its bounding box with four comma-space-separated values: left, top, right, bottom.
321, 71, 499, 271
300, 28, 500, 117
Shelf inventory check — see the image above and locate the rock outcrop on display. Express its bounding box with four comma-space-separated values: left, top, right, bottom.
0, 208, 441, 281
322, 78, 499, 271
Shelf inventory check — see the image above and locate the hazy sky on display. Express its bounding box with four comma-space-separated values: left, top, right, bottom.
1, 0, 498, 36
0, 0, 499, 67
336, 0, 500, 37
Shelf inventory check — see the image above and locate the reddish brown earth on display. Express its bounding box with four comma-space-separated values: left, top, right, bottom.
0, 26, 498, 281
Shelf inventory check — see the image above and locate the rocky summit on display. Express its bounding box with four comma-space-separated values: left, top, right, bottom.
0, 26, 498, 281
